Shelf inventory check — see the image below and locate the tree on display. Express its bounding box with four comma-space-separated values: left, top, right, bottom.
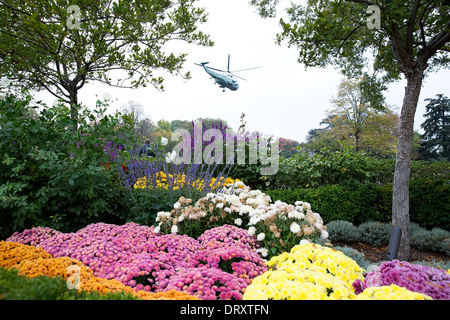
0, 0, 212, 130
120, 100, 156, 153
419, 94, 450, 160
278, 137, 301, 157
251, 0, 450, 260
326, 78, 399, 158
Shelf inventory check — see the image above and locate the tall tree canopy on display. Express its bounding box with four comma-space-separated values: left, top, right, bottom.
0, 0, 212, 127
250, 0, 450, 260
419, 94, 450, 160
327, 78, 399, 157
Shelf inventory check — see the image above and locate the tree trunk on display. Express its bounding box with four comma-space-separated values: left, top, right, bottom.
392, 71, 424, 261
69, 88, 79, 133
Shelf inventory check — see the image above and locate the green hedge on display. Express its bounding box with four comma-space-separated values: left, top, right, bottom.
264, 178, 449, 231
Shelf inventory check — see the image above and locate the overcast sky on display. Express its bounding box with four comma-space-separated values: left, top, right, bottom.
33, 0, 450, 143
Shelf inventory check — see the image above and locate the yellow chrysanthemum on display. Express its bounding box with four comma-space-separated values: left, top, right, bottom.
243, 268, 356, 300
267, 243, 365, 287
355, 285, 433, 300
133, 172, 241, 191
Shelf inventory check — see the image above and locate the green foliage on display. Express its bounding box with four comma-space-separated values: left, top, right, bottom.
325, 220, 361, 243
0, 267, 138, 300
265, 179, 387, 225
326, 220, 450, 256
235, 143, 377, 191
410, 223, 450, 255
0, 0, 212, 112
357, 221, 391, 247
122, 187, 204, 227
265, 178, 449, 230
0, 95, 132, 239
419, 94, 450, 161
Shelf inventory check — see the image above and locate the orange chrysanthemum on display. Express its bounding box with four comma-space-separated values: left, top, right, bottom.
0, 241, 52, 268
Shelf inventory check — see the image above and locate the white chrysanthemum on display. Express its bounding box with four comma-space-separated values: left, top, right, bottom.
290, 222, 301, 234
249, 216, 261, 226
257, 233, 266, 241
173, 202, 181, 210
155, 211, 170, 222
234, 218, 242, 226
299, 239, 310, 245
240, 205, 253, 214
0, 76, 11, 88
257, 248, 269, 257
288, 210, 305, 220
171, 225, 178, 234
161, 137, 168, 146
248, 226, 256, 236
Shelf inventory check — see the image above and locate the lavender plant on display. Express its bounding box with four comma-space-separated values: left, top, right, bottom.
110, 120, 247, 227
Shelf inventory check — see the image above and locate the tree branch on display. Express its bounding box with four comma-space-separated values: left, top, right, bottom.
406, 0, 422, 52
420, 20, 450, 62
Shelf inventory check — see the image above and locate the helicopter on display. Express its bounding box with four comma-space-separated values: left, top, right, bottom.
195, 55, 262, 92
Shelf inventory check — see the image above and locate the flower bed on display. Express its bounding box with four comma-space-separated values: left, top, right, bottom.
353, 259, 450, 300
155, 183, 328, 258
4, 222, 266, 299
3, 181, 450, 300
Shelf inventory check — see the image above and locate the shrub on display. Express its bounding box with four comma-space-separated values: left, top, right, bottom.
265, 180, 389, 225
265, 178, 449, 230
326, 220, 361, 243
155, 183, 329, 259
357, 221, 391, 247
409, 178, 450, 230
0, 95, 131, 239
410, 225, 450, 255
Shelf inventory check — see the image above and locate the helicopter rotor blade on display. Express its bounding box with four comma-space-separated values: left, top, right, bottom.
229, 66, 263, 73
230, 73, 247, 81
206, 66, 227, 73
228, 54, 231, 73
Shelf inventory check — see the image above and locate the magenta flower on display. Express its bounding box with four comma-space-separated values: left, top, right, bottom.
6, 226, 61, 246
354, 260, 450, 300
164, 266, 247, 300
191, 246, 267, 284
198, 225, 260, 252
138, 234, 200, 268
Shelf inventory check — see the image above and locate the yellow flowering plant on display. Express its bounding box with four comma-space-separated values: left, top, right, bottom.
355, 284, 433, 300
133, 171, 239, 192
267, 243, 366, 288
243, 268, 356, 300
